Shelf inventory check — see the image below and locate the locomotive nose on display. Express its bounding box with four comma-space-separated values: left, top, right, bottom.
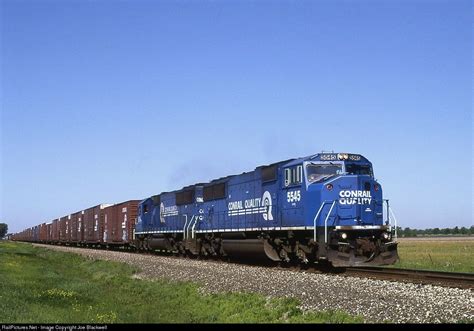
321, 176, 381, 226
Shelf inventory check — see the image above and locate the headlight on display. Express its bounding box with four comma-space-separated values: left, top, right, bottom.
340, 232, 348, 240
382, 232, 390, 240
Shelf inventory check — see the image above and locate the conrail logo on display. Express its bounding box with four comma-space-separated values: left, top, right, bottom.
339, 190, 372, 205
228, 190, 273, 220
159, 203, 178, 223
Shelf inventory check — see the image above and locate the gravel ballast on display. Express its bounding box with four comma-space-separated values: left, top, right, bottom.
33, 244, 473, 323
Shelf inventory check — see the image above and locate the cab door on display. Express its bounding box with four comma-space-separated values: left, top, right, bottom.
280, 165, 304, 227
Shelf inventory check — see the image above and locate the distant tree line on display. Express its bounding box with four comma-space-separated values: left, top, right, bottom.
395, 226, 474, 237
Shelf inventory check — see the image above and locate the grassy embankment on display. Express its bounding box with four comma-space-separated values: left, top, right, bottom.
392, 238, 474, 273
0, 242, 362, 323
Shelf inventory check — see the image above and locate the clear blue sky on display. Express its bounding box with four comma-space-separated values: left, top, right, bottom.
1, 0, 472, 233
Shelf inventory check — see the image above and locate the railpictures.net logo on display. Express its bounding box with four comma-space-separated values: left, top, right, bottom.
1, 325, 107, 331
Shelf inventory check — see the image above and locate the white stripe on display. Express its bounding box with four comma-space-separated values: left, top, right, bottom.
137, 226, 312, 235
162, 212, 179, 217
227, 206, 267, 217
194, 226, 309, 233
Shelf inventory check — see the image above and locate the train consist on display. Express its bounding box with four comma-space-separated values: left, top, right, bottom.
12, 152, 399, 267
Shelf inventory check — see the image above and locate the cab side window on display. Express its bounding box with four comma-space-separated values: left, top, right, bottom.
284, 165, 303, 187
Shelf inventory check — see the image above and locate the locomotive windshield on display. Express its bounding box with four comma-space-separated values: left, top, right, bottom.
345, 163, 373, 176
306, 164, 343, 183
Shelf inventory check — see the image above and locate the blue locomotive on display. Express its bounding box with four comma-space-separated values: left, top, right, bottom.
134, 152, 399, 267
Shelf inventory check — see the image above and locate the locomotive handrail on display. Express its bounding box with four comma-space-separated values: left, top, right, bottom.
313, 200, 333, 243
185, 215, 195, 240
384, 199, 390, 225
183, 215, 188, 238
190, 215, 197, 239
383, 199, 398, 241
389, 206, 399, 241
324, 201, 337, 244
191, 216, 199, 239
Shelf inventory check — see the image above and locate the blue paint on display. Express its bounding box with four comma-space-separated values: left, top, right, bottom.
137, 153, 384, 233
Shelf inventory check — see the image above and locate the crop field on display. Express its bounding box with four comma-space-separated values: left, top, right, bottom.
392, 237, 474, 273
0, 241, 362, 324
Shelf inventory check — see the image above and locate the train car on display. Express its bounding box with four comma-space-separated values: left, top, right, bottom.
70, 212, 78, 243
59, 216, 68, 243
32, 225, 40, 242
84, 204, 112, 245
103, 200, 140, 246
39, 222, 51, 242
52, 219, 59, 243
21, 228, 29, 242
39, 223, 47, 242
78, 211, 85, 243
18, 229, 26, 241
135, 152, 398, 267
70, 211, 83, 244
46, 223, 52, 242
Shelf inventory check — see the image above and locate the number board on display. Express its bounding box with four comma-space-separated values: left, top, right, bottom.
320, 154, 337, 161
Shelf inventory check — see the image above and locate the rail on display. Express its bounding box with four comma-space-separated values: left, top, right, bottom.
344, 266, 474, 290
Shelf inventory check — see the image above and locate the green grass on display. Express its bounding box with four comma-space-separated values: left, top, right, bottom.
0, 242, 363, 323
392, 239, 474, 273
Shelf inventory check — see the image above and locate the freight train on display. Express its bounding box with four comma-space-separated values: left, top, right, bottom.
11, 152, 399, 267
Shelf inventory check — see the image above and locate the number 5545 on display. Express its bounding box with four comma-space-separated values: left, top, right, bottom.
287, 190, 301, 203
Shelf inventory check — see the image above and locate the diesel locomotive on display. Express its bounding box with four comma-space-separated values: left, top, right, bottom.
11, 152, 399, 267
134, 152, 399, 267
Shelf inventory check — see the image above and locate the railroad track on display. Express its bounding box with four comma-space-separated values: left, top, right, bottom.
29, 242, 474, 290
341, 266, 474, 290
153, 254, 474, 290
